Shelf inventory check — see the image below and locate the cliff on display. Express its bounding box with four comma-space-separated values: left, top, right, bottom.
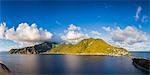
9, 42, 57, 54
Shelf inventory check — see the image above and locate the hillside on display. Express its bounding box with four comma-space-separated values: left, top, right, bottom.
49, 38, 129, 56
9, 42, 57, 54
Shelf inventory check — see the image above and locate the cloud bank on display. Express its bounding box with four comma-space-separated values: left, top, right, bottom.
103, 26, 149, 51
103, 26, 148, 45
0, 22, 53, 44
0, 22, 149, 51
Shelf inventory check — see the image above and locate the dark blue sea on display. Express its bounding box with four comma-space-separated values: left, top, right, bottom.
0, 52, 150, 75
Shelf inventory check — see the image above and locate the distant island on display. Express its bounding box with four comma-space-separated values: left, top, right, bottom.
9, 38, 129, 56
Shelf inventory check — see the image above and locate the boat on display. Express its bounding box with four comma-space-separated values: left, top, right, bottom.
132, 58, 150, 72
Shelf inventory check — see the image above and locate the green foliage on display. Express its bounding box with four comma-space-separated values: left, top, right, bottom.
49, 38, 129, 56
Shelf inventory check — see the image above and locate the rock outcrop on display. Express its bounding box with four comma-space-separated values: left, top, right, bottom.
0, 61, 12, 75
9, 42, 57, 54
132, 58, 150, 72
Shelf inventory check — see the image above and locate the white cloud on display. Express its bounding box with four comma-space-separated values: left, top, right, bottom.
134, 6, 142, 21
0, 22, 53, 44
102, 26, 111, 32
67, 24, 80, 31
0, 22, 6, 39
61, 24, 88, 44
111, 27, 127, 42
62, 31, 87, 40
134, 42, 150, 51
91, 31, 101, 36
104, 26, 149, 45
109, 40, 150, 51
90, 31, 101, 38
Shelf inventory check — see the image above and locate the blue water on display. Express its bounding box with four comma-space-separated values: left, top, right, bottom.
131, 52, 150, 59
0, 52, 149, 75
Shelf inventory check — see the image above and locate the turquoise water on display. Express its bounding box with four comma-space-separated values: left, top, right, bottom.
0, 52, 149, 75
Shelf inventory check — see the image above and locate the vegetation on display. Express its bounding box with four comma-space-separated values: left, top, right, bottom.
9, 42, 57, 54
49, 38, 129, 56
9, 38, 129, 56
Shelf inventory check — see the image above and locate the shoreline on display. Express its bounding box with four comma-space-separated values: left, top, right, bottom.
132, 58, 150, 73
7, 53, 130, 57
7, 52, 130, 57
40, 52, 129, 57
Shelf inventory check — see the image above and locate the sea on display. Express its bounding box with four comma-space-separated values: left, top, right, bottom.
0, 52, 150, 75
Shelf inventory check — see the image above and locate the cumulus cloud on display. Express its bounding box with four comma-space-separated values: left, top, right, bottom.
102, 26, 111, 32
61, 24, 88, 44
134, 6, 142, 21
0, 22, 6, 39
0, 22, 53, 44
111, 27, 127, 42
67, 24, 80, 31
61, 31, 87, 40
109, 39, 150, 51
104, 26, 149, 45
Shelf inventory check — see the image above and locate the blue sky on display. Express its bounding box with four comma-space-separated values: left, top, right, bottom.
0, 0, 150, 51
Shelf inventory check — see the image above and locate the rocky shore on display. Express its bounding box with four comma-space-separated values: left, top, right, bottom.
0, 61, 12, 75
132, 58, 150, 73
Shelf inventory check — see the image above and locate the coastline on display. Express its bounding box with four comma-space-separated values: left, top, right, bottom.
2, 51, 130, 57
41, 52, 130, 57
132, 58, 150, 73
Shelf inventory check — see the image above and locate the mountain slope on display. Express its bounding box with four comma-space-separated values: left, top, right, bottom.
9, 42, 57, 54
49, 38, 129, 56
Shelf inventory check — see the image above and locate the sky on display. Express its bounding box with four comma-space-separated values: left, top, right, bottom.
0, 0, 150, 51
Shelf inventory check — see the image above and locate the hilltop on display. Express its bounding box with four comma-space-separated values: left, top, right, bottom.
49, 38, 129, 56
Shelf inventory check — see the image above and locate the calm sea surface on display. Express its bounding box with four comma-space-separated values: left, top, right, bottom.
0, 52, 150, 75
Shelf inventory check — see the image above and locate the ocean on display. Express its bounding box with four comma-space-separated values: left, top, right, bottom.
0, 52, 149, 75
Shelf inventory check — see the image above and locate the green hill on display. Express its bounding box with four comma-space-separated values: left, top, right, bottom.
49, 38, 129, 56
